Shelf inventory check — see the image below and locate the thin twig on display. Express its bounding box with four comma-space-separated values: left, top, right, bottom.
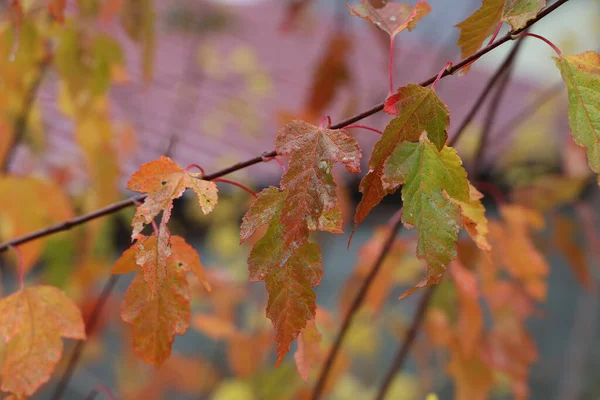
49, 275, 119, 400
0, 0, 571, 254
374, 285, 436, 400
310, 218, 404, 400
448, 37, 525, 147
472, 48, 518, 173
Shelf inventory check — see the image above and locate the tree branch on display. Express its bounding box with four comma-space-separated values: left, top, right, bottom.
374, 285, 436, 400
0, 0, 571, 253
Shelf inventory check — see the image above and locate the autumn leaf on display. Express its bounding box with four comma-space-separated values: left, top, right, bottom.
354, 84, 450, 229
128, 156, 218, 240
294, 318, 322, 381
112, 234, 209, 365
347, 1, 431, 38
0, 286, 85, 396
455, 0, 546, 68
552, 214, 592, 289
266, 242, 323, 365
450, 261, 483, 357
192, 313, 238, 341
276, 120, 361, 243
555, 51, 600, 185
121, 260, 190, 366
382, 135, 470, 296
304, 32, 352, 118
455, 0, 503, 64
447, 184, 491, 252
239, 186, 286, 245
488, 205, 548, 301
112, 233, 210, 297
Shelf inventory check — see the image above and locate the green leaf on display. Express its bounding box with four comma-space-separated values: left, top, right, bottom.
382, 135, 469, 295
265, 242, 322, 366
455, 0, 503, 65
555, 51, 600, 184
240, 187, 287, 244
502, 0, 546, 30
354, 84, 450, 229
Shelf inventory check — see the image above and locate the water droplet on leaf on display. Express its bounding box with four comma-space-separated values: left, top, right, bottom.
389, 16, 397, 22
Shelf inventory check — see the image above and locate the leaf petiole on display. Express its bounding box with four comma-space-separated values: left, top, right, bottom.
345, 124, 383, 135
515, 32, 563, 57
214, 178, 258, 199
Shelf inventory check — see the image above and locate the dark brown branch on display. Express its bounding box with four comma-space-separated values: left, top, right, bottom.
374, 285, 436, 400
473, 50, 518, 172
50, 276, 119, 400
310, 3, 571, 399
0, 0, 570, 254
448, 37, 525, 147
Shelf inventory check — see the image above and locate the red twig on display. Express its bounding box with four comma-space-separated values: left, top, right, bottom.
214, 178, 258, 199
319, 115, 332, 128
431, 61, 452, 90
345, 124, 383, 135
389, 36, 395, 94
185, 163, 206, 176
487, 21, 503, 46
262, 155, 287, 174
516, 32, 563, 57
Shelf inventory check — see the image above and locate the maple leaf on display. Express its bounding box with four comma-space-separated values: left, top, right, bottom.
447, 184, 491, 252
294, 318, 322, 382
347, 1, 431, 38
382, 135, 470, 296
112, 234, 209, 365
554, 51, 600, 184
127, 156, 218, 240
127, 156, 217, 288
304, 32, 352, 118
450, 261, 483, 357
112, 233, 210, 296
239, 186, 286, 245
455, 0, 546, 67
276, 120, 361, 242
488, 205, 548, 301
455, 0, 504, 65
354, 84, 450, 229
266, 241, 323, 366
0, 286, 85, 396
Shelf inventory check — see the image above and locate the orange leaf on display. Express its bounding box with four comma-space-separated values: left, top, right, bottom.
0, 286, 85, 396
552, 215, 593, 289
266, 242, 323, 366
170, 235, 211, 292
490, 205, 548, 301
127, 156, 218, 240
227, 332, 271, 378
294, 318, 322, 382
121, 263, 190, 366
304, 32, 352, 117
347, 1, 431, 38
450, 261, 483, 357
